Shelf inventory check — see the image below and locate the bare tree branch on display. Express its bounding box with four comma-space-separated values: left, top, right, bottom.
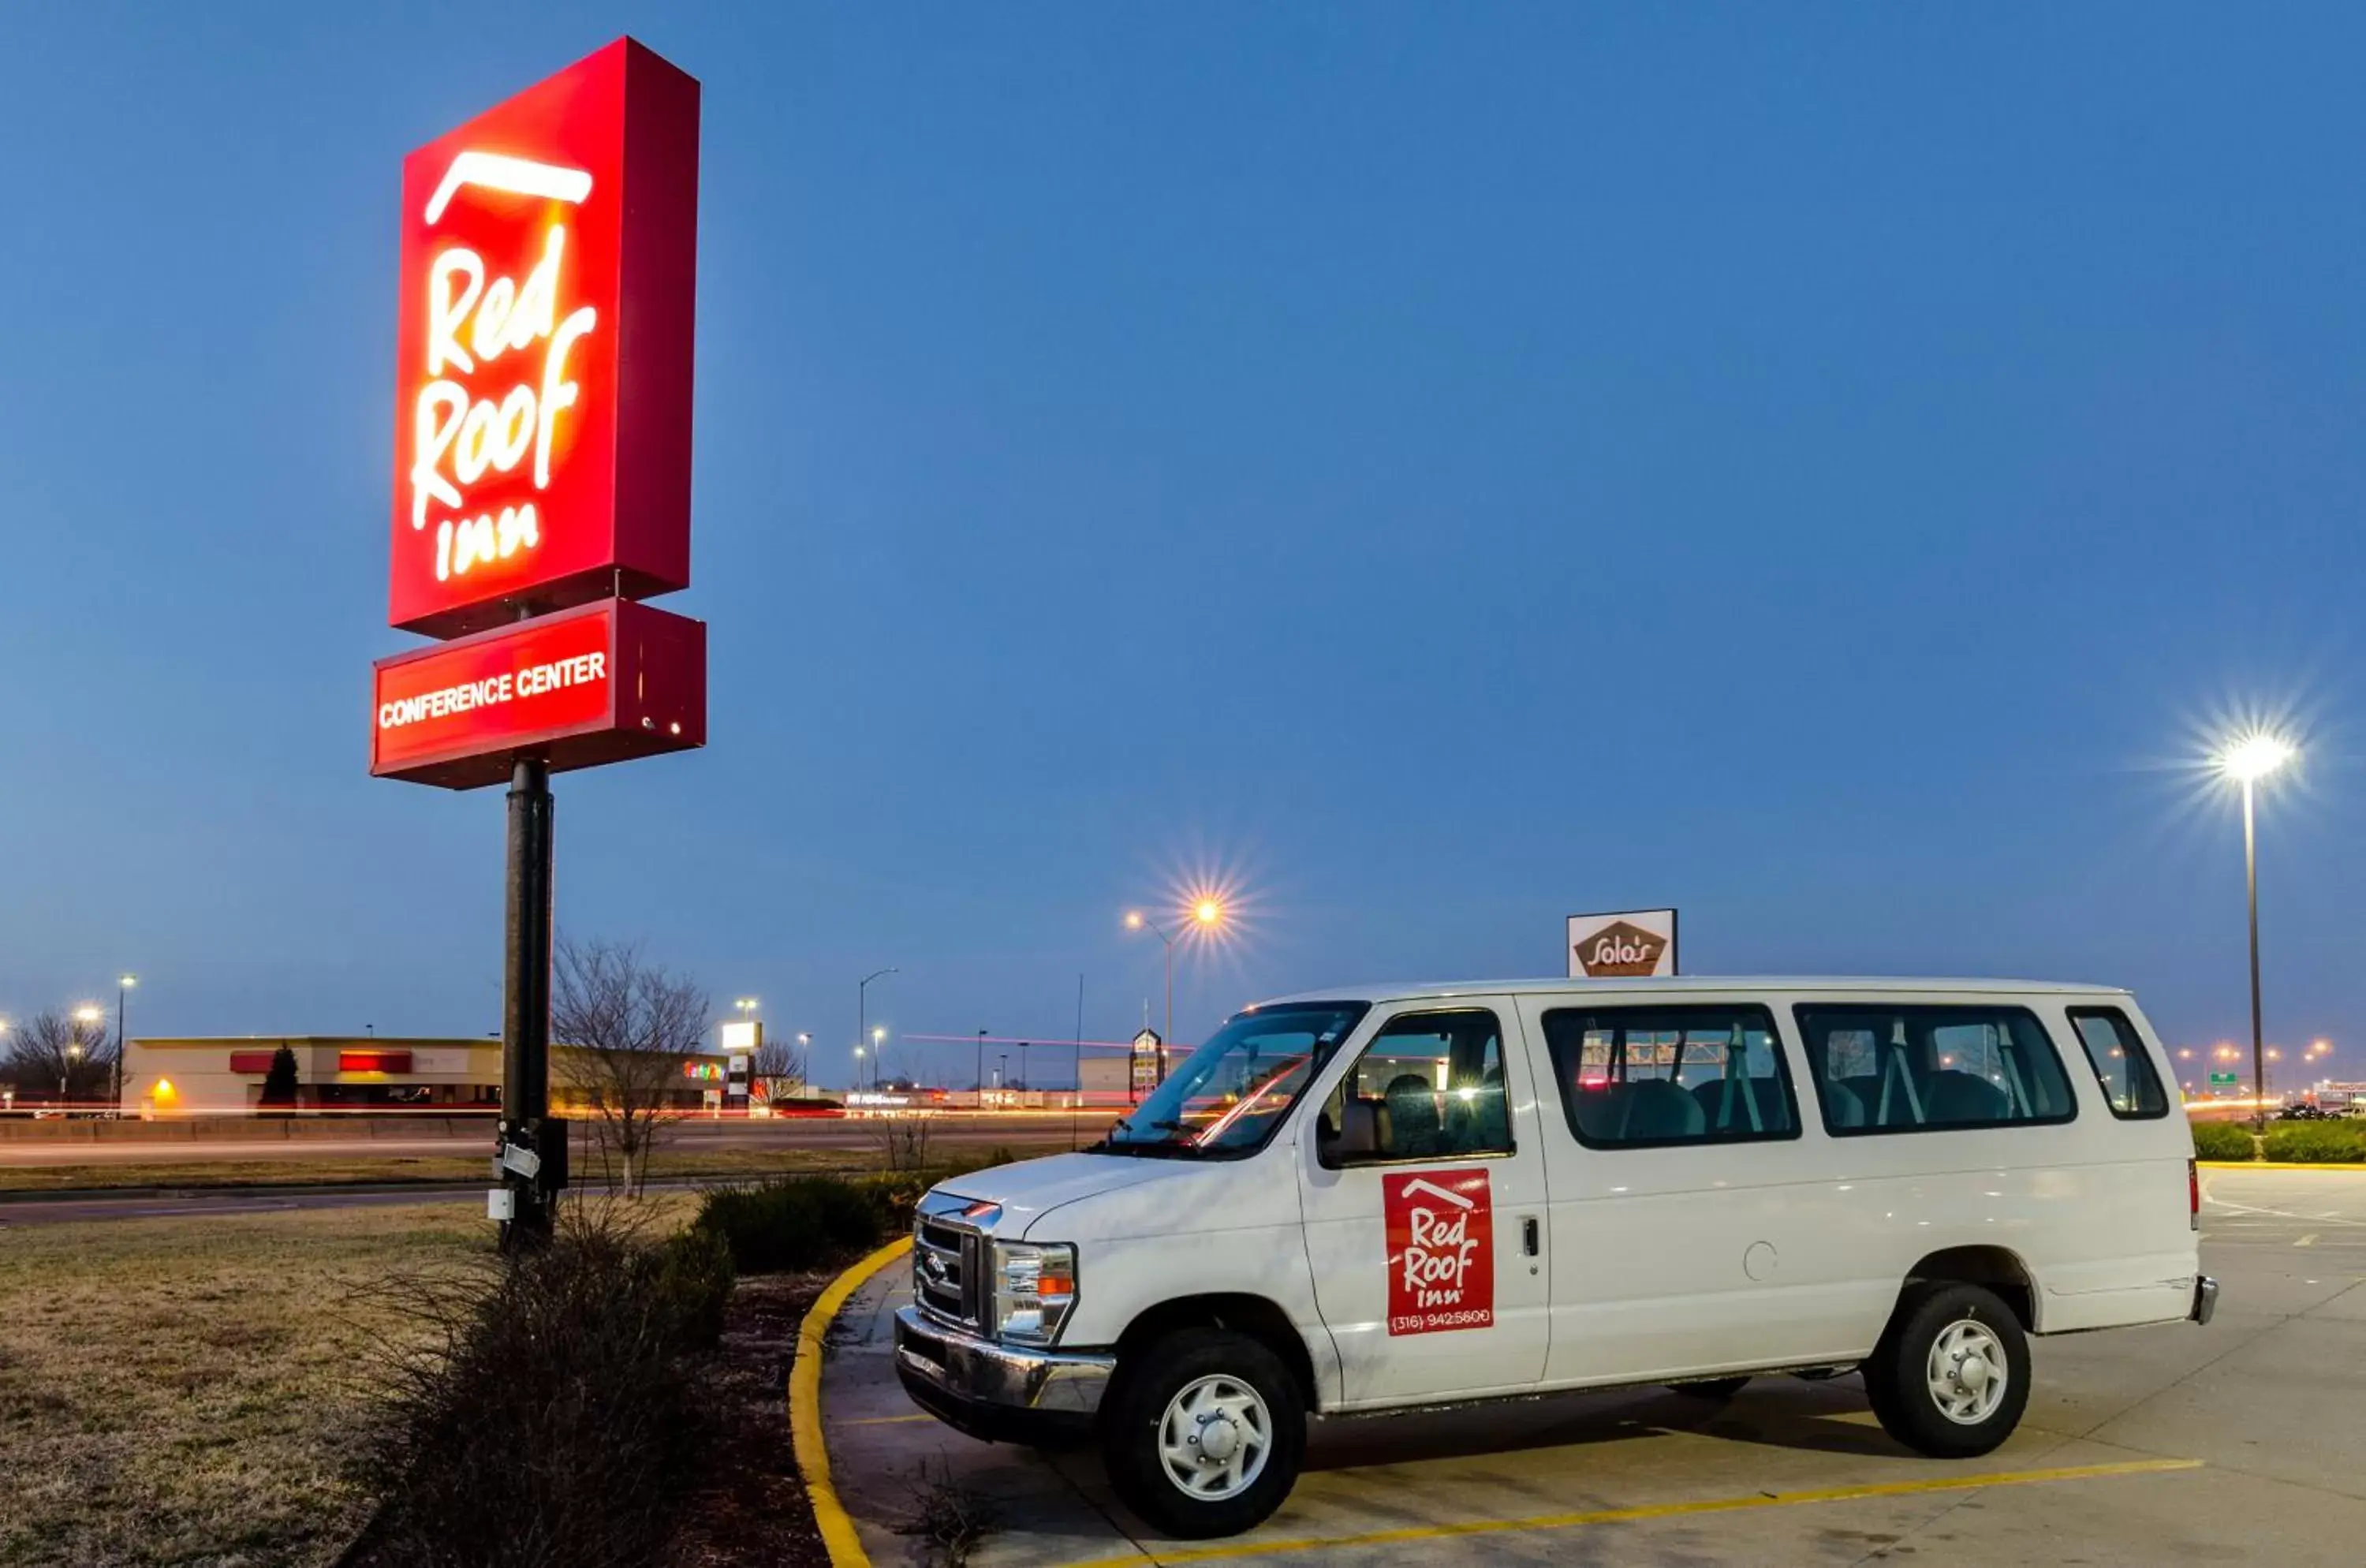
2, 1010, 118, 1105
551, 938, 709, 1196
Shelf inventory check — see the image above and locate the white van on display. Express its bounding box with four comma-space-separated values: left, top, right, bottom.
894, 978, 2210, 1538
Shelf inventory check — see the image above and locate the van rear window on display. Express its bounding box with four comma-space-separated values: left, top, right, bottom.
1539, 1005, 1800, 1149
1793, 1004, 2078, 1136
2066, 1007, 2172, 1120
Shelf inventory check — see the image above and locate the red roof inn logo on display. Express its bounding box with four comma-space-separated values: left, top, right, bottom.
390, 38, 700, 640
1383, 1170, 1495, 1335
1566, 909, 1679, 978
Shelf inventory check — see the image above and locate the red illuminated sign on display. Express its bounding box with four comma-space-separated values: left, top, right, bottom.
339, 1051, 415, 1073
371, 598, 706, 789
228, 1052, 278, 1074
390, 38, 700, 639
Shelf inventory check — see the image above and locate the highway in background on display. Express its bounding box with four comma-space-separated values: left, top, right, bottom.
0, 1110, 1122, 1167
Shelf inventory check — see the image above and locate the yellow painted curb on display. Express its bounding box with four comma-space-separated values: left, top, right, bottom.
2200, 1160, 2366, 1171
1053, 1457, 2203, 1567
789, 1236, 912, 1568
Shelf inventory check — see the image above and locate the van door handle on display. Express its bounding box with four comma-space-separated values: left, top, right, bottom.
1522, 1216, 1539, 1256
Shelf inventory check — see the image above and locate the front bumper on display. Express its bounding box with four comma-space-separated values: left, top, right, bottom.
893, 1305, 1115, 1444
2192, 1274, 2220, 1326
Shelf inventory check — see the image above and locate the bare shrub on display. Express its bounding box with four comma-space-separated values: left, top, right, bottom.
353, 1202, 733, 1567
875, 1114, 933, 1174
551, 938, 709, 1196
897, 1457, 1001, 1566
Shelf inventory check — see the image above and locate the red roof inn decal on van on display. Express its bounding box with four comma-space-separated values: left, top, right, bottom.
1383, 1169, 1495, 1335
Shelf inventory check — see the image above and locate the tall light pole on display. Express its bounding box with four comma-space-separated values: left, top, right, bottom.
976, 1028, 988, 1108
2219, 731, 2296, 1127
871, 1026, 886, 1089
1126, 898, 1225, 1082
858, 967, 897, 1094
112, 974, 136, 1117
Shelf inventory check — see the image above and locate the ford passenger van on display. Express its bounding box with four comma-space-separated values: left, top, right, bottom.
894, 978, 2211, 1537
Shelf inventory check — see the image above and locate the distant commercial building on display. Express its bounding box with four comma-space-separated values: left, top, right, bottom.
120, 1036, 732, 1117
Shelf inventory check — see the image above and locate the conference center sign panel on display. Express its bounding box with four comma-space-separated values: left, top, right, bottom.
372, 37, 706, 788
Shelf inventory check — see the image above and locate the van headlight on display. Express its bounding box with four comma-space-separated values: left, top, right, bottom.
991, 1241, 1077, 1346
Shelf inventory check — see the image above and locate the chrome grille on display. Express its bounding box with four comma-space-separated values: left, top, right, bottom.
913, 1194, 987, 1329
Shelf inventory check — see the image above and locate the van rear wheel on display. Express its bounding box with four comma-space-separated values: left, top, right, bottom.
1099, 1328, 1305, 1540
1862, 1282, 2029, 1458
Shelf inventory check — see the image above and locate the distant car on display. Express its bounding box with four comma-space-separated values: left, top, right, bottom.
2276, 1104, 2329, 1121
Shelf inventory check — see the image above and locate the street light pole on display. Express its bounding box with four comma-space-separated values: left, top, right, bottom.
858, 967, 898, 1094
1125, 899, 1225, 1085
976, 1028, 987, 1109
2245, 774, 2264, 1116
2219, 731, 2293, 1129
113, 974, 136, 1117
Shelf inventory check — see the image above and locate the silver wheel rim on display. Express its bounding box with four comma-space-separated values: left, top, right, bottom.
1926, 1318, 2009, 1425
1156, 1373, 1273, 1501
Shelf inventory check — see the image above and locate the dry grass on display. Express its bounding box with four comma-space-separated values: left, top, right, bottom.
0, 1198, 685, 1568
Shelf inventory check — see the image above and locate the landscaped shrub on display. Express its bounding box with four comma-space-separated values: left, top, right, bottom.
647, 1221, 737, 1350
2189, 1121, 2258, 1162
693, 1174, 893, 1275
360, 1206, 726, 1567
2261, 1121, 2366, 1164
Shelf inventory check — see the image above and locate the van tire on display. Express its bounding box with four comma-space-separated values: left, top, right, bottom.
1862, 1282, 2030, 1458
1099, 1328, 1304, 1539
1667, 1376, 1750, 1401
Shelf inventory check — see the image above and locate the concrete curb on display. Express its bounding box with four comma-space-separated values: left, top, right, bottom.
2199, 1161, 2366, 1171
791, 1236, 912, 1568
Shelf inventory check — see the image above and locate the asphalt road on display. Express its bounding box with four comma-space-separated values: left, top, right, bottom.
829, 1166, 2366, 1566
0, 1111, 1118, 1167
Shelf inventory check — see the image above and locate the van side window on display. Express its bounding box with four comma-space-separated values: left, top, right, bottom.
2066, 1007, 2171, 1119
1793, 1005, 2079, 1135
1537, 1005, 1799, 1149
1316, 1010, 1510, 1166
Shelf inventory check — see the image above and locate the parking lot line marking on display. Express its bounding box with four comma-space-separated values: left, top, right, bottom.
2297, 1234, 2319, 1247
844, 1413, 936, 1426
1055, 1458, 2203, 1567
791, 1236, 912, 1568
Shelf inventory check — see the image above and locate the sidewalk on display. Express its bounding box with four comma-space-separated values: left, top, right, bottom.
821, 1257, 1144, 1566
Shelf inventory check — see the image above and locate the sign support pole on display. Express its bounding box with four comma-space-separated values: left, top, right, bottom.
499, 755, 557, 1249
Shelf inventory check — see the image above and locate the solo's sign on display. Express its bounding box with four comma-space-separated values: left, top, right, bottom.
1566, 909, 1679, 979
390, 39, 700, 639
1383, 1169, 1495, 1335
371, 597, 705, 788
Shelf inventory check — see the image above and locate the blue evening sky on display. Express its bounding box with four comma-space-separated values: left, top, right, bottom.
3, 3, 2360, 1088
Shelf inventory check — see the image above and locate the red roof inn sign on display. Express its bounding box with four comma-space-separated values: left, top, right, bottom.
372, 38, 705, 788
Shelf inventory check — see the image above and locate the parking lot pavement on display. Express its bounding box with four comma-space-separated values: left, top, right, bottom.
820, 1167, 2366, 1566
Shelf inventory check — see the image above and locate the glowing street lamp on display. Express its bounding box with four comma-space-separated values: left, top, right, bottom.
1126, 895, 1230, 1085
2216, 730, 2297, 1123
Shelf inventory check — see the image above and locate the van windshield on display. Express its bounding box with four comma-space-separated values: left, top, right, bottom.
1092, 1002, 1369, 1159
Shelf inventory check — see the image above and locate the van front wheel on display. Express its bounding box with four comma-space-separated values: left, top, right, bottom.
1099, 1328, 1305, 1539
1862, 1282, 2030, 1458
